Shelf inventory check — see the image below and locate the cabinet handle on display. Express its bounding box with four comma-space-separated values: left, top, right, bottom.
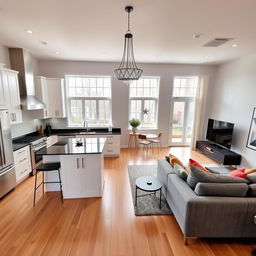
11, 113, 14, 121
18, 149, 26, 154
82, 158, 84, 168
45, 110, 47, 116
77, 158, 79, 168
14, 113, 16, 121
19, 157, 27, 163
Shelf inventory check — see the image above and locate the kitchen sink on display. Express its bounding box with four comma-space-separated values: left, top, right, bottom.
79, 131, 97, 135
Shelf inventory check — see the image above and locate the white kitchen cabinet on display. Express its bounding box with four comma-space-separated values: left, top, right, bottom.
13, 145, 32, 183
34, 76, 66, 119
2, 69, 22, 124
47, 78, 66, 118
60, 154, 104, 198
0, 66, 7, 107
76, 134, 120, 157
46, 135, 58, 147
34, 76, 51, 118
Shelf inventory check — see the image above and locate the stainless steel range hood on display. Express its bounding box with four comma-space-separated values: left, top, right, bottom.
8, 48, 45, 110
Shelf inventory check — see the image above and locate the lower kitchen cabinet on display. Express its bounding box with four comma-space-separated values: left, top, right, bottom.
46, 135, 58, 147
13, 145, 32, 183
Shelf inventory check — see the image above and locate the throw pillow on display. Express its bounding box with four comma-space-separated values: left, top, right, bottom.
173, 163, 188, 180
244, 168, 256, 174
189, 158, 210, 173
228, 169, 247, 178
246, 174, 256, 184
169, 154, 186, 169
186, 164, 249, 189
165, 155, 170, 163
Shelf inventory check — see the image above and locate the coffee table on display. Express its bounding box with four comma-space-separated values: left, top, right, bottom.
135, 176, 162, 209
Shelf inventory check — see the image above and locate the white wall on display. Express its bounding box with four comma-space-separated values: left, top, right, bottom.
0, 44, 10, 68
38, 60, 216, 147
206, 54, 256, 168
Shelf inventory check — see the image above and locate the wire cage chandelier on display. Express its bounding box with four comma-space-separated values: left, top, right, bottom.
114, 6, 143, 82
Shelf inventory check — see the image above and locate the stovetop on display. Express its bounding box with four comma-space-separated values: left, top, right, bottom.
13, 135, 47, 145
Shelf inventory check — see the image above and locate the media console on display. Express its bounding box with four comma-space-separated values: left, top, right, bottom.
196, 140, 241, 165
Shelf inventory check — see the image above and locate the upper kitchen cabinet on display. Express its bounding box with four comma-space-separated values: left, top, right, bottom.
47, 78, 66, 118
34, 76, 66, 119
34, 76, 51, 119
2, 69, 22, 124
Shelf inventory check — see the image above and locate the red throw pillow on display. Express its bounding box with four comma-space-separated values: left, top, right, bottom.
189, 159, 209, 173
228, 169, 247, 178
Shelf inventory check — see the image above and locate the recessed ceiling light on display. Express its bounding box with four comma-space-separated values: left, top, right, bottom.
40, 41, 47, 45
204, 55, 209, 59
55, 51, 60, 55
25, 29, 33, 34
193, 33, 203, 39
232, 44, 239, 48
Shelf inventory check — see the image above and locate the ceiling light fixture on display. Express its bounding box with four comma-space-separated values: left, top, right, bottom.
40, 41, 47, 45
204, 55, 209, 59
25, 29, 33, 34
55, 51, 60, 55
193, 33, 203, 39
114, 6, 142, 83
232, 44, 238, 48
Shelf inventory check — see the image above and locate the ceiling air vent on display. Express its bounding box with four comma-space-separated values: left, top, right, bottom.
203, 38, 233, 47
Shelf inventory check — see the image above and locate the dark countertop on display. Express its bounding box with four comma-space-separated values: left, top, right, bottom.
36, 137, 107, 155
12, 143, 30, 152
47, 128, 121, 136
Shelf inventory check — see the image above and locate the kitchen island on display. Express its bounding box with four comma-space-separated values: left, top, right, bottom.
37, 137, 106, 199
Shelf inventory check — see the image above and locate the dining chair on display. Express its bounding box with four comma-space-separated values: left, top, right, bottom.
138, 134, 152, 154
149, 132, 162, 152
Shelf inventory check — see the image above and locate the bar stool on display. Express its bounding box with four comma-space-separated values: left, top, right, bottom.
128, 133, 139, 148
33, 162, 63, 206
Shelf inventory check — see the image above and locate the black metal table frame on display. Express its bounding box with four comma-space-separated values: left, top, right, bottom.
135, 185, 162, 209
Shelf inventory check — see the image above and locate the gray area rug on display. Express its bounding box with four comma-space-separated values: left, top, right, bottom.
128, 165, 172, 216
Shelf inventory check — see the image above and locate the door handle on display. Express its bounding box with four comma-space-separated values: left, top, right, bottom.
82, 158, 84, 168
77, 158, 79, 168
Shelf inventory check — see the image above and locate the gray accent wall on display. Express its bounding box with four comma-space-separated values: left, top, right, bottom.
38, 60, 216, 147
206, 54, 256, 168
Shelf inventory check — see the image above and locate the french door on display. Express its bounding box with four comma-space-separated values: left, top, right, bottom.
170, 97, 196, 146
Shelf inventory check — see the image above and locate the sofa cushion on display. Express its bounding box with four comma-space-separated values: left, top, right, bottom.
246, 174, 256, 184
173, 163, 188, 180
187, 165, 249, 189
247, 184, 256, 196
194, 182, 248, 197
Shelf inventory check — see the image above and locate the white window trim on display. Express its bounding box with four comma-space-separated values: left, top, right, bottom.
65, 75, 112, 128
128, 76, 160, 129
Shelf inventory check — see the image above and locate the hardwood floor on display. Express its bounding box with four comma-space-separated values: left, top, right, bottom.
0, 147, 255, 256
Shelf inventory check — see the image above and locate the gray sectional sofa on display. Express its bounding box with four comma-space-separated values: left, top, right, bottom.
157, 159, 256, 243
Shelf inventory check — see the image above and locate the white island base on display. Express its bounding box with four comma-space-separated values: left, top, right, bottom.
43, 153, 104, 199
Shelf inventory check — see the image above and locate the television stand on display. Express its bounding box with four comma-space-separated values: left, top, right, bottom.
196, 141, 241, 165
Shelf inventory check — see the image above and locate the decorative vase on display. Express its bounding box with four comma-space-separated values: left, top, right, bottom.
132, 127, 137, 134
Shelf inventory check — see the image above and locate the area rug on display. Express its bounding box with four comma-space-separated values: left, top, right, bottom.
128, 165, 172, 216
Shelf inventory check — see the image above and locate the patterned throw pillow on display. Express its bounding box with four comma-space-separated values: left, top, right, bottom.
189, 158, 210, 173
169, 154, 186, 170
244, 168, 256, 174
173, 163, 188, 180
228, 169, 247, 178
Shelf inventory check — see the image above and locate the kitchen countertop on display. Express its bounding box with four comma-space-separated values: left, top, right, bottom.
36, 137, 107, 155
47, 128, 121, 136
12, 143, 30, 152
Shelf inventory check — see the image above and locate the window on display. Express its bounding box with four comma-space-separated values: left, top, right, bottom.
129, 77, 160, 128
173, 76, 198, 97
66, 75, 112, 126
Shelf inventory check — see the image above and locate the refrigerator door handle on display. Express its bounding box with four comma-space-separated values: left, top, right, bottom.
0, 120, 5, 165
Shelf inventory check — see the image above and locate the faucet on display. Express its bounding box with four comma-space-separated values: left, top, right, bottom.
83, 120, 89, 132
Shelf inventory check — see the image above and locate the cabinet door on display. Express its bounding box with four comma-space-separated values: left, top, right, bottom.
5, 71, 22, 124
0, 70, 6, 106
47, 79, 66, 118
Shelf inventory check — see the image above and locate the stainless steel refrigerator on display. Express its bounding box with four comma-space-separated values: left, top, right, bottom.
0, 109, 16, 198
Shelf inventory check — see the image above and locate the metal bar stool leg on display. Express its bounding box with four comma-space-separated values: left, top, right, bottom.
33, 170, 38, 207
42, 171, 45, 194
57, 169, 64, 203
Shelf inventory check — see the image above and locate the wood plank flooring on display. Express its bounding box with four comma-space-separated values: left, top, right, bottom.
0, 147, 255, 256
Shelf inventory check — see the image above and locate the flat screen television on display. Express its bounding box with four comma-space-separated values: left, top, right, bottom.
206, 119, 234, 149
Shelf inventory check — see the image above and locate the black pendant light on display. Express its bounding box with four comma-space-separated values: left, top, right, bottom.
114, 6, 143, 82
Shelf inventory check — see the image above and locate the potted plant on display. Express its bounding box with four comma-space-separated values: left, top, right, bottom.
129, 118, 141, 134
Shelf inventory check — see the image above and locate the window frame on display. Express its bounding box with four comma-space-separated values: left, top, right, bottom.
65, 75, 112, 127
129, 76, 160, 129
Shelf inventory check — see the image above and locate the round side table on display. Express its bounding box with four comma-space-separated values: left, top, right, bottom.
128, 133, 139, 148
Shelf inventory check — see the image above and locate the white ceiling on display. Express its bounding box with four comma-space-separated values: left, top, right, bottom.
0, 0, 256, 64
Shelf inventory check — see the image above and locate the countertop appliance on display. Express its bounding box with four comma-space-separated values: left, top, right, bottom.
0, 109, 16, 198
13, 135, 47, 175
